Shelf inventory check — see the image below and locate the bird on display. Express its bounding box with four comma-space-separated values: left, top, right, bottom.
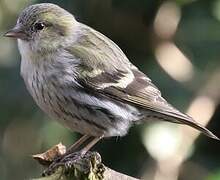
4, 2, 218, 173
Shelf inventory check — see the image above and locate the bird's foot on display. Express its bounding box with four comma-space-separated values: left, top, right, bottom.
42, 151, 83, 176
42, 151, 101, 177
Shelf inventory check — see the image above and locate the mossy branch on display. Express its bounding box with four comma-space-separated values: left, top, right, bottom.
31, 144, 139, 180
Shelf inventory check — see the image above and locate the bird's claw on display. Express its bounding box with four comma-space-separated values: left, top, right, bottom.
42, 151, 84, 176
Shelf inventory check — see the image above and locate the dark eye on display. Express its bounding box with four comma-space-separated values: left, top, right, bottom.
33, 22, 45, 31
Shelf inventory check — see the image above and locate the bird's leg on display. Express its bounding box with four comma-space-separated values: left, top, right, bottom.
58, 135, 104, 162
43, 135, 104, 176
80, 135, 103, 155
46, 134, 92, 164
66, 134, 92, 153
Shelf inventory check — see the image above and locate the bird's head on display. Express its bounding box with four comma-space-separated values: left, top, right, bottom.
5, 3, 78, 54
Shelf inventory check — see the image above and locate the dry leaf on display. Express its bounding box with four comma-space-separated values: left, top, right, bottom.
32, 143, 66, 166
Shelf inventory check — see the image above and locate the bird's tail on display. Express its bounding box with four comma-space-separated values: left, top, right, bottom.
139, 110, 219, 140
173, 115, 219, 140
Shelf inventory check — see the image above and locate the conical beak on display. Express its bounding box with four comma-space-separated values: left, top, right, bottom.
4, 25, 26, 39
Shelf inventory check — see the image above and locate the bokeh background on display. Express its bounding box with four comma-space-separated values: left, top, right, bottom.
0, 0, 220, 179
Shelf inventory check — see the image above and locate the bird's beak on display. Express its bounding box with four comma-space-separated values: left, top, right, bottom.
4, 24, 26, 39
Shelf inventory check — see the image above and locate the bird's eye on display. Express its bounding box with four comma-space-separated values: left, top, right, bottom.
33, 22, 45, 31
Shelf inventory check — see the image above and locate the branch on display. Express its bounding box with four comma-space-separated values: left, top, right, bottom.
31, 144, 139, 180
32, 166, 139, 180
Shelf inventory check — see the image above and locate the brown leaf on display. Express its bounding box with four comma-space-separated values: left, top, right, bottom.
32, 143, 66, 166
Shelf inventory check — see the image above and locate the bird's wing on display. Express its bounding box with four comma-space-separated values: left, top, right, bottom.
67, 25, 218, 140
77, 66, 218, 140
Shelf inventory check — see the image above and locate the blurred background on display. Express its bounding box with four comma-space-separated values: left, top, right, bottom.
0, 0, 220, 179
